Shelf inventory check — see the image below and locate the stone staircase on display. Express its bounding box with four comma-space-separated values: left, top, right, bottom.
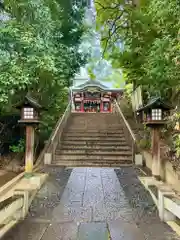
52, 113, 133, 167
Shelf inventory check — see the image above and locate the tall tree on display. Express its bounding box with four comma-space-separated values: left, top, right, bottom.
0, 0, 88, 141
95, 0, 180, 99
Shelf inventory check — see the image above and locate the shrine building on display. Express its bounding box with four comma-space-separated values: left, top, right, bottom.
70, 80, 123, 113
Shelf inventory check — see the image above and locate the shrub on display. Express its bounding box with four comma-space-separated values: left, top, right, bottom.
9, 138, 25, 153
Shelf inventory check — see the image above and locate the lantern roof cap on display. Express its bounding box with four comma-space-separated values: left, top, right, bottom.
137, 96, 173, 112
15, 94, 44, 110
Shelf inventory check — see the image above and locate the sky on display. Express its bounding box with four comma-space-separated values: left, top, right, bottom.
77, 2, 125, 88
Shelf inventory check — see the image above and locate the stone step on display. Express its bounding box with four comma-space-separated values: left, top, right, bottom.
63, 132, 125, 137
68, 120, 121, 123
62, 137, 126, 141
56, 150, 132, 155
70, 113, 118, 118
61, 141, 128, 146
69, 123, 121, 125
58, 145, 131, 150
64, 130, 124, 133
69, 120, 121, 123
54, 112, 134, 168
68, 123, 122, 126
71, 112, 113, 115
67, 126, 123, 130
70, 119, 120, 122
70, 114, 118, 117
67, 128, 123, 131
69, 119, 121, 122
69, 117, 121, 124
51, 160, 133, 167
69, 120, 121, 124
70, 116, 117, 118
55, 155, 132, 161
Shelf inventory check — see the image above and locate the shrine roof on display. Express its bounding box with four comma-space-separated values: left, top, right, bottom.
71, 80, 124, 92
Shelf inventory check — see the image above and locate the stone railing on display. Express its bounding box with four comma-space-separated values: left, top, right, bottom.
35, 100, 72, 167
113, 100, 137, 161
0, 173, 47, 238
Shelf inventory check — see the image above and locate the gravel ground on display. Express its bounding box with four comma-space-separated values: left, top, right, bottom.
115, 167, 157, 224
115, 166, 180, 240
28, 166, 72, 220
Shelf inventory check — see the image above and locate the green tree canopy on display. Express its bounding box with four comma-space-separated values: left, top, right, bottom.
0, 0, 88, 140
95, 0, 180, 100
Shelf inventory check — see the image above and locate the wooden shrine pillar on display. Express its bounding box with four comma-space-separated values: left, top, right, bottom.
100, 101, 103, 112
151, 127, 162, 180
81, 93, 84, 112
81, 100, 84, 112
110, 102, 112, 112
25, 125, 35, 174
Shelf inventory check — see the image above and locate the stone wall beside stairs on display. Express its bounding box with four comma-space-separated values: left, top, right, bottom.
143, 151, 180, 193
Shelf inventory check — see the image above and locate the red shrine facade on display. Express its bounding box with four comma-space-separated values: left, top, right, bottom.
70, 80, 123, 113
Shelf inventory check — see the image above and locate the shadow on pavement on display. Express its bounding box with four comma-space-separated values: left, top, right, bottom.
28, 166, 72, 220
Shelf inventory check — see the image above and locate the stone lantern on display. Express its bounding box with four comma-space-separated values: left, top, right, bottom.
137, 97, 172, 180
138, 97, 171, 126
16, 95, 44, 176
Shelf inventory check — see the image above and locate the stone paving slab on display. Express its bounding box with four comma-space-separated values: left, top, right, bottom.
92, 203, 107, 222
52, 206, 92, 223
59, 170, 86, 208
78, 222, 109, 240
83, 168, 104, 208
108, 220, 145, 240
106, 208, 134, 223
41, 222, 78, 240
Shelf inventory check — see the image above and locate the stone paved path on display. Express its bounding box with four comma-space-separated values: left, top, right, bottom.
3, 167, 180, 240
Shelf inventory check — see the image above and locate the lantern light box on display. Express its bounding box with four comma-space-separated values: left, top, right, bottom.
23, 107, 34, 119
137, 97, 172, 127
